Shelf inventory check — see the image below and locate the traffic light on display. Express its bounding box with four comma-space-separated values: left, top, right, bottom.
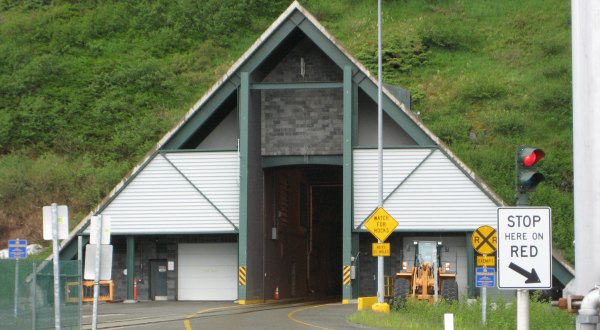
516, 146, 545, 192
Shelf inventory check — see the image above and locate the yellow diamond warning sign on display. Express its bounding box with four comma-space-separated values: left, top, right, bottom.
364, 207, 398, 242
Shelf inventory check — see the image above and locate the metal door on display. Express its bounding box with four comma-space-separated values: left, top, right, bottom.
149, 259, 168, 300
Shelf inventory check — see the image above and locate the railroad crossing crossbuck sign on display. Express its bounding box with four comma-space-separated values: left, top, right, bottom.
497, 207, 552, 289
471, 225, 497, 255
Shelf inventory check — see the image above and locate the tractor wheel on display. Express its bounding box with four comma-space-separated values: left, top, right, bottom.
441, 279, 459, 301
392, 278, 410, 309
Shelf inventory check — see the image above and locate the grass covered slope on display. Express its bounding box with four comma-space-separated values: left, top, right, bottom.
350, 298, 575, 329
0, 1, 573, 261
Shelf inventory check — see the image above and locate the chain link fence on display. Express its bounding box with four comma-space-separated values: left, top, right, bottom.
0, 259, 81, 329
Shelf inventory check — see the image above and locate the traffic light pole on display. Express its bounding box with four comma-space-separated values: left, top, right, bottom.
514, 146, 545, 330
516, 193, 529, 207
516, 192, 530, 330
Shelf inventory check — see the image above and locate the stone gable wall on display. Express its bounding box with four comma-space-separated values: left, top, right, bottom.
261, 37, 343, 156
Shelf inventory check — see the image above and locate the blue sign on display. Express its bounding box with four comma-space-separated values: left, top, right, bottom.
476, 267, 495, 288
8, 239, 27, 259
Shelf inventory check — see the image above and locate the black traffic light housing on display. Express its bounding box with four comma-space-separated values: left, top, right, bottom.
516, 146, 545, 193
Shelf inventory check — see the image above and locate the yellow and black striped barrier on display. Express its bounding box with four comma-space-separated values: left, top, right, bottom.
343, 265, 351, 286
239, 266, 246, 286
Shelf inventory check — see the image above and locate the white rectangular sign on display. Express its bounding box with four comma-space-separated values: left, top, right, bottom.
43, 205, 69, 240
497, 207, 552, 289
90, 215, 111, 245
84, 244, 113, 280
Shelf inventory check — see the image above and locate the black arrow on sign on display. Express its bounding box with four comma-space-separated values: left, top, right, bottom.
509, 262, 541, 284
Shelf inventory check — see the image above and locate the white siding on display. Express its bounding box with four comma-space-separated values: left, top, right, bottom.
101, 151, 239, 234
354, 149, 498, 231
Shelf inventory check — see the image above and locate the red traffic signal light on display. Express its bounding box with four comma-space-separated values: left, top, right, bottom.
516, 147, 545, 192
521, 148, 545, 167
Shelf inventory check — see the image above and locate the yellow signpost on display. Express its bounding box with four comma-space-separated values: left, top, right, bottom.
372, 243, 390, 257
471, 225, 497, 326
364, 207, 398, 242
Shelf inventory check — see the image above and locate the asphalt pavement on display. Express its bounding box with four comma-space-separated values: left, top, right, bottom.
81, 299, 372, 330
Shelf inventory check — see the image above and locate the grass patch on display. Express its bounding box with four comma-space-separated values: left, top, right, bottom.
348, 299, 575, 329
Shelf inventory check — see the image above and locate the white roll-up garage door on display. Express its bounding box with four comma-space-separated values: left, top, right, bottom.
177, 243, 238, 301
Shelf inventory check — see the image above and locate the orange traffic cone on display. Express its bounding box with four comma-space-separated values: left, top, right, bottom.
274, 286, 280, 300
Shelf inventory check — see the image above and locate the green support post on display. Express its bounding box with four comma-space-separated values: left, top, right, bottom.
342, 66, 353, 302
126, 236, 135, 301
466, 232, 475, 298
238, 72, 249, 302
352, 233, 360, 298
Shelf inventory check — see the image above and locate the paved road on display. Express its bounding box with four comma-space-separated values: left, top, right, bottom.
82, 300, 373, 330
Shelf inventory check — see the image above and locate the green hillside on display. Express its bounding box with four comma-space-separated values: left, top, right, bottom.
0, 0, 573, 261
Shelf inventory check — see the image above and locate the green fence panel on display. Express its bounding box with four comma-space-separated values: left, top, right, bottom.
0, 259, 81, 330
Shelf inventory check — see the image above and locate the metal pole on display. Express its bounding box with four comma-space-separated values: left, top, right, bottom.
92, 215, 103, 330
51, 203, 61, 330
433, 250, 438, 303
572, 0, 600, 297
31, 261, 36, 330
14, 256, 19, 319
376, 0, 384, 306
78, 235, 83, 330
517, 289, 530, 330
482, 286, 487, 325
482, 282, 487, 325
126, 236, 135, 302
516, 190, 529, 329
481, 258, 488, 325
78, 235, 82, 264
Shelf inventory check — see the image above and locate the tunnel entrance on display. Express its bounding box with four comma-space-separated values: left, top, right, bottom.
263, 165, 343, 300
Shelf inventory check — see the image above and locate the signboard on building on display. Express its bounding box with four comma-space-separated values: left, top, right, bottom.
497, 207, 552, 289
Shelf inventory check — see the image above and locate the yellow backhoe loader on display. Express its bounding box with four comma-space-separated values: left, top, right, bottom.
393, 240, 458, 303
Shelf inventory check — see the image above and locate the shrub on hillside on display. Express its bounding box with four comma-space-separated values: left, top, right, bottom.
357, 37, 429, 77
418, 17, 480, 51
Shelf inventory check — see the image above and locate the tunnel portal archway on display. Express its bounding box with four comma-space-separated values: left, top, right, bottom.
262, 165, 343, 300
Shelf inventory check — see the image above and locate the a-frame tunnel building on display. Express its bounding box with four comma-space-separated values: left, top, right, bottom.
58, 1, 573, 303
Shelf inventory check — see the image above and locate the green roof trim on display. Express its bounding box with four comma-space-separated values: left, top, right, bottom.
358, 79, 433, 145
384, 83, 411, 110
553, 258, 574, 285
60, 235, 88, 260
163, 82, 238, 149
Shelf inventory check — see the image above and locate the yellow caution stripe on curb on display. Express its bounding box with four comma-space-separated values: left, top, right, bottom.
343, 266, 351, 285
239, 266, 247, 286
